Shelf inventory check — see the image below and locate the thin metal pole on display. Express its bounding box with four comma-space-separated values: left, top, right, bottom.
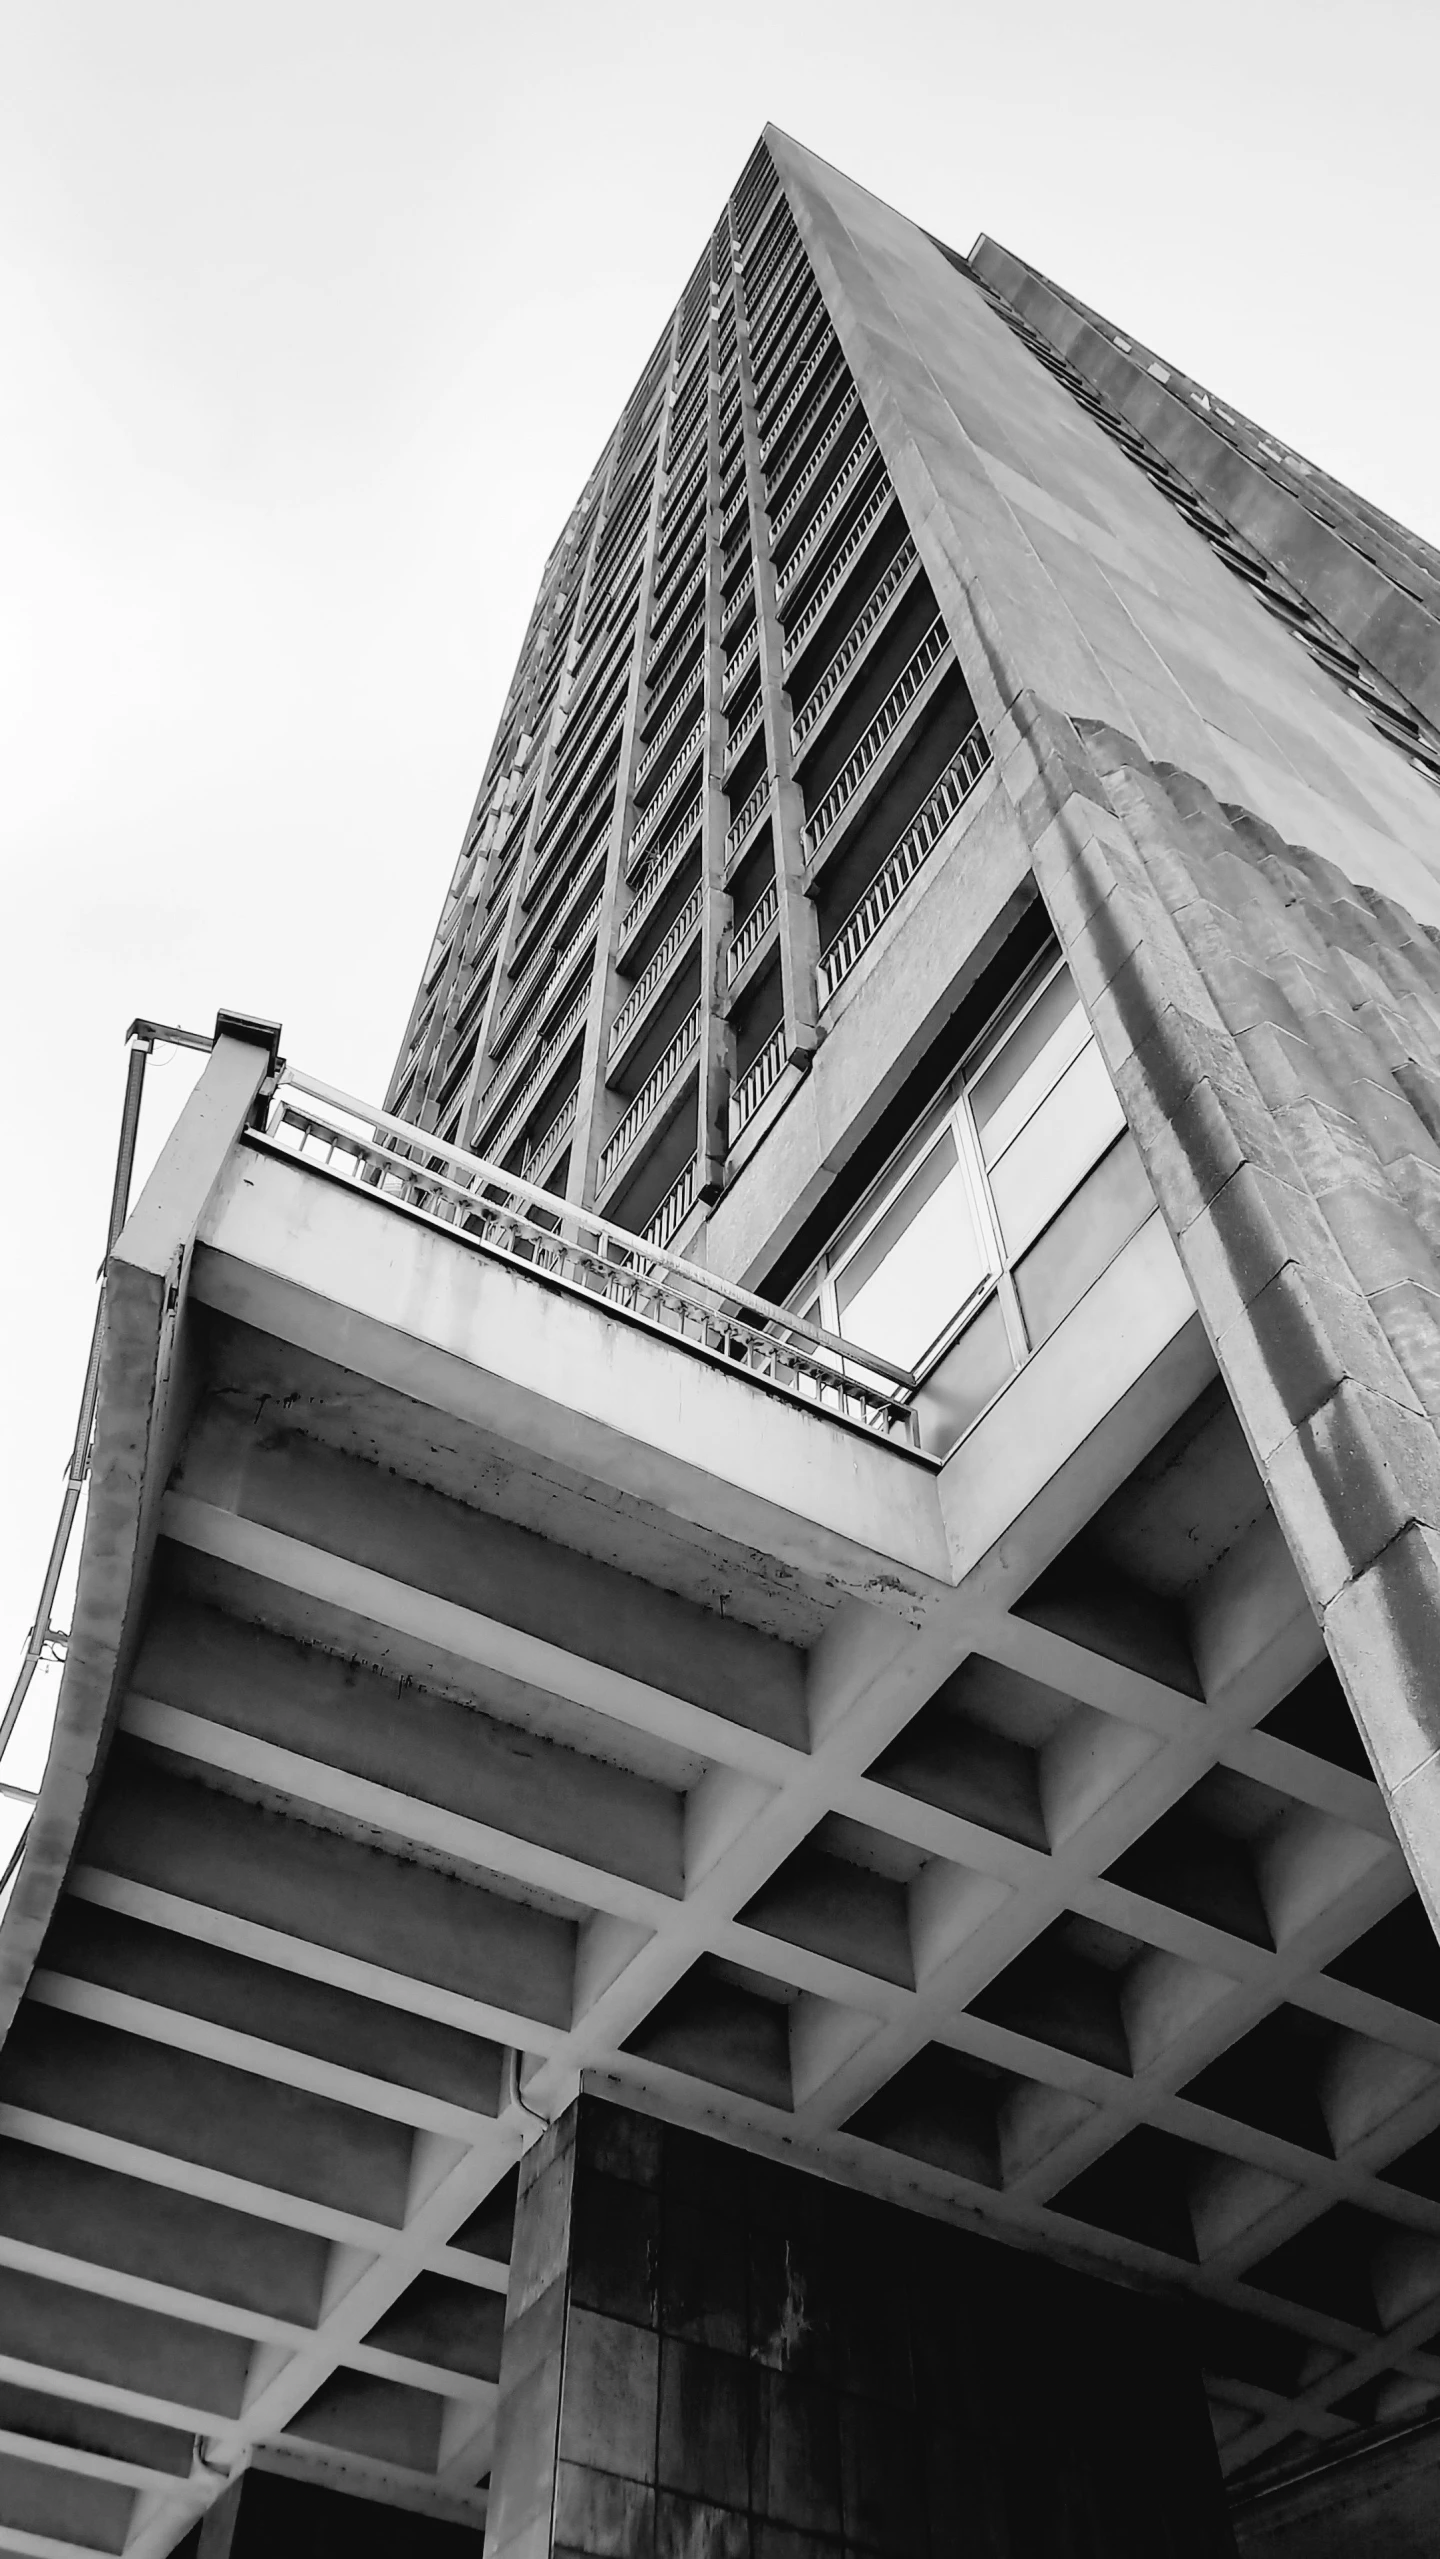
0, 1036, 152, 1765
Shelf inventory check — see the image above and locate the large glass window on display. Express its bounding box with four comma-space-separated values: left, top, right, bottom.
792, 953, 1142, 1452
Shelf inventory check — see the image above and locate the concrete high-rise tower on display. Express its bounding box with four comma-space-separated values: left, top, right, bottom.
8, 127, 1440, 2559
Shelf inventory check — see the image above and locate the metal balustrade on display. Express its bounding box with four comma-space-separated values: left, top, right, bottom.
619, 819, 701, 953
725, 771, 770, 860
511, 831, 607, 978
802, 616, 949, 856
722, 624, 759, 696
750, 267, 813, 368
653, 519, 706, 618
754, 293, 825, 412
722, 525, 752, 583
264, 1072, 919, 1441
608, 886, 704, 1055
721, 566, 755, 634
499, 888, 604, 1041
777, 434, 879, 599
599, 1003, 702, 1183
636, 671, 704, 782
763, 362, 850, 502
792, 538, 919, 752
520, 1087, 579, 1179
629, 727, 703, 855
769, 388, 864, 544
760, 341, 841, 460
642, 1159, 698, 1250
479, 983, 592, 1159
726, 877, 778, 982
525, 767, 616, 908
817, 721, 992, 1001
532, 720, 623, 871
646, 558, 706, 671
724, 690, 765, 772
729, 1022, 787, 1138
781, 478, 895, 660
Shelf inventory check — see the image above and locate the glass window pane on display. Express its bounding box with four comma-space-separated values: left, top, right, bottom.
987, 1039, 1127, 1258
835, 1128, 990, 1368
915, 1292, 1016, 1454
971, 967, 1088, 1166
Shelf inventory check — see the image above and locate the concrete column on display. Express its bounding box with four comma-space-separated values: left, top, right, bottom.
484, 2093, 1236, 2558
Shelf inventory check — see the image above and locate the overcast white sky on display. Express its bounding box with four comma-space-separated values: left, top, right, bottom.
2, 0, 1438, 1837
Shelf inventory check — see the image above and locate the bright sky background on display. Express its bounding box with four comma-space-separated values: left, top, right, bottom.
3, 0, 1438, 1840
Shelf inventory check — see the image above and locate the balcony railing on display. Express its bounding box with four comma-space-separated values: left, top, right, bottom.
818, 721, 992, 1002
724, 692, 764, 771
782, 479, 895, 663
520, 1087, 579, 1180
608, 886, 704, 1056
722, 566, 755, 635
725, 772, 770, 861
654, 520, 706, 619
761, 342, 841, 462
479, 983, 591, 1159
802, 616, 949, 858
620, 817, 702, 955
599, 1004, 702, 1185
636, 672, 704, 782
646, 560, 706, 673
727, 877, 778, 982
630, 743, 702, 860
769, 388, 863, 544
754, 294, 825, 414
643, 1160, 698, 1251
729, 1023, 787, 1139
265, 1071, 920, 1442
499, 888, 604, 1042
723, 624, 759, 696
777, 433, 879, 599
792, 537, 919, 753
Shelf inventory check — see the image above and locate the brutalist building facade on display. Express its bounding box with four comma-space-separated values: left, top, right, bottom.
8, 123, 1440, 2559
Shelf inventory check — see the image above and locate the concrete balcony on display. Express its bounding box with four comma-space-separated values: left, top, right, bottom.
11, 1014, 1402, 2552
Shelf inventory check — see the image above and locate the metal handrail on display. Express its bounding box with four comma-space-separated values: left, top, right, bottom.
793, 539, 919, 752
599, 1004, 703, 1182
620, 818, 702, 950
609, 886, 704, 1054
818, 722, 992, 1001
642, 1160, 698, 1250
725, 772, 770, 859
782, 479, 895, 662
727, 878, 779, 981
729, 1022, 788, 1137
769, 387, 863, 543
777, 434, 879, 597
803, 616, 949, 856
264, 1070, 919, 1425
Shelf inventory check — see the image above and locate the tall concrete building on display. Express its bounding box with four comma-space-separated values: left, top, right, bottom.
7, 125, 1440, 2559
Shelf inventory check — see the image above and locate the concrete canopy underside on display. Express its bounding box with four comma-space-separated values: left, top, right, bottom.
8, 1015, 1440, 2556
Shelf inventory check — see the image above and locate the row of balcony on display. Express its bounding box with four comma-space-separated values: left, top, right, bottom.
757, 299, 829, 436
729, 1021, 786, 1141
763, 353, 848, 494
721, 564, 755, 636
777, 432, 879, 602
782, 476, 896, 664
646, 556, 706, 675
530, 714, 623, 877
802, 615, 949, 858
619, 817, 701, 959
725, 771, 770, 864
744, 221, 801, 313
629, 724, 702, 856
608, 883, 704, 1057
817, 720, 991, 1003
599, 1002, 702, 1186
480, 981, 592, 1163
636, 667, 703, 777
747, 239, 806, 339
520, 1085, 578, 1182
769, 385, 864, 548
522, 764, 615, 920
723, 623, 758, 697
724, 689, 764, 773
760, 336, 838, 461
642, 1159, 697, 1250
498, 884, 604, 1053
751, 285, 818, 414
726, 876, 778, 983
654, 514, 706, 619
791, 536, 919, 753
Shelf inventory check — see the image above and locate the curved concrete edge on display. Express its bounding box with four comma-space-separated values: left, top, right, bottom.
0, 1030, 275, 2043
